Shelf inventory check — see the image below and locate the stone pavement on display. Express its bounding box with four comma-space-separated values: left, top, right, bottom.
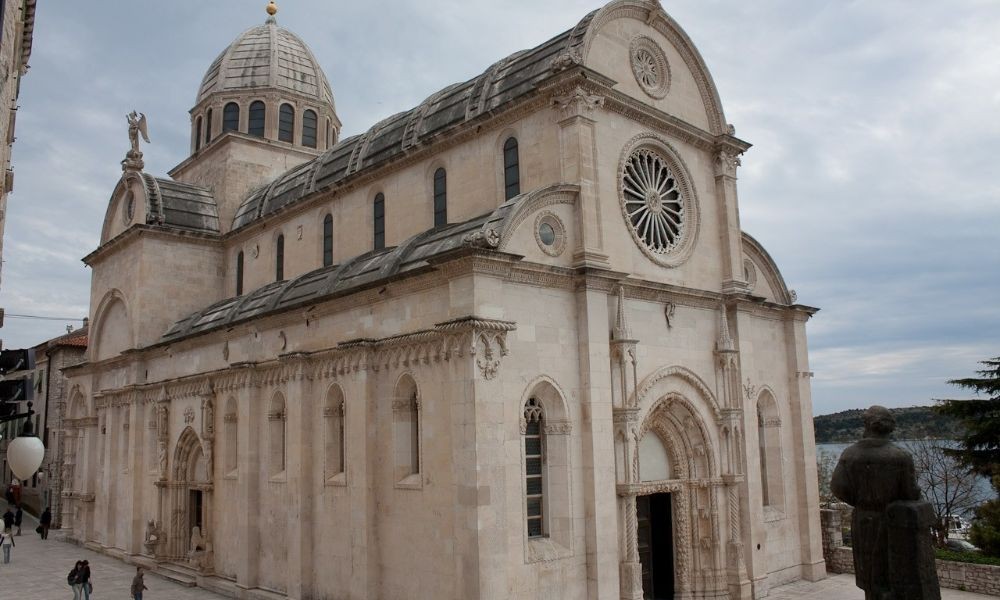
2, 514, 995, 600
0, 514, 224, 599
768, 573, 997, 600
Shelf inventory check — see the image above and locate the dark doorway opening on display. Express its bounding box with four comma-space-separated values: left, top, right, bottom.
637, 493, 674, 599
189, 490, 204, 533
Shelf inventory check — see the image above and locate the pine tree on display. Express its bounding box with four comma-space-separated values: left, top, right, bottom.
934, 357, 1000, 488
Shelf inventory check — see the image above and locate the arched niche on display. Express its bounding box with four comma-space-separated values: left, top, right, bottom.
92, 291, 133, 362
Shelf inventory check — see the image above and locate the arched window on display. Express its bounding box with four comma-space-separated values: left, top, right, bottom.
433, 168, 447, 227
325, 385, 345, 481
393, 375, 420, 484
322, 214, 334, 267
223, 102, 240, 133
248, 101, 266, 137
373, 193, 385, 250
757, 391, 784, 509
195, 116, 203, 151
503, 137, 520, 200
523, 397, 545, 538
205, 108, 213, 145
275, 235, 285, 281
269, 394, 286, 476
302, 109, 318, 148
236, 251, 244, 296
279, 103, 295, 143
224, 398, 238, 475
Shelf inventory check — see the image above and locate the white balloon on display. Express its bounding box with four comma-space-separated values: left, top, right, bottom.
8, 436, 44, 481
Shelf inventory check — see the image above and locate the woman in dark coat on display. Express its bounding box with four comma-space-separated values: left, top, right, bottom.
13, 504, 22, 535
78, 560, 92, 599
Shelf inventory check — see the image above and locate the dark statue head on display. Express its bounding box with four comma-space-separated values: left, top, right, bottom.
863, 405, 895, 439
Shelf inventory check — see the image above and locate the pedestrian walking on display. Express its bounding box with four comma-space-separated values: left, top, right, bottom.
131, 566, 149, 600
13, 504, 22, 535
69, 560, 83, 600
78, 559, 92, 599
0, 527, 14, 563
1, 506, 12, 530
39, 506, 52, 539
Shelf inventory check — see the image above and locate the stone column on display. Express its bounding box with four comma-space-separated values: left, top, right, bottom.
618, 494, 643, 600
713, 148, 748, 295
785, 310, 826, 581
575, 280, 621, 600
553, 86, 610, 269
284, 357, 315, 598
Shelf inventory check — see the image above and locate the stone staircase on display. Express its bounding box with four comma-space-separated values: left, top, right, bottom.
154, 562, 198, 587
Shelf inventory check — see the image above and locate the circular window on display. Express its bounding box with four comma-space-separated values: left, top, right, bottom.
534, 212, 566, 257
743, 258, 758, 290
630, 36, 670, 99
122, 191, 135, 225
618, 135, 698, 267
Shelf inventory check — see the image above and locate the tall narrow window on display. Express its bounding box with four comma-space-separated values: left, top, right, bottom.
433, 168, 447, 227
269, 394, 286, 476
236, 251, 244, 296
327, 118, 333, 148
279, 103, 295, 143
223, 102, 240, 133
524, 397, 545, 538
757, 391, 784, 509
393, 376, 420, 484
373, 193, 385, 250
195, 116, 203, 151
248, 101, 266, 137
325, 385, 345, 481
275, 235, 285, 281
302, 109, 318, 148
503, 137, 521, 200
224, 397, 238, 475
205, 108, 213, 145
322, 214, 334, 267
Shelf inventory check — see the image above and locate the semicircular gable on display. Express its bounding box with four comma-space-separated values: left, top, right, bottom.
580, 0, 728, 135
742, 232, 793, 305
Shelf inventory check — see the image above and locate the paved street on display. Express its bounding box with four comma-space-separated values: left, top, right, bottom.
0, 515, 995, 600
0, 514, 223, 599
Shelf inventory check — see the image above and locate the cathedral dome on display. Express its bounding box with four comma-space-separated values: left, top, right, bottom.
196, 16, 335, 110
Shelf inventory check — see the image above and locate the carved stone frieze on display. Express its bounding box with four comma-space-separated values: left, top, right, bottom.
543, 420, 572, 436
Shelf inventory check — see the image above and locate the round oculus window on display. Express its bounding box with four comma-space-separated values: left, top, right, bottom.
622, 147, 685, 255
534, 212, 566, 257
538, 223, 556, 246
630, 36, 670, 99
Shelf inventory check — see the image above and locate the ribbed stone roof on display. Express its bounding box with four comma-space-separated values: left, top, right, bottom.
137, 173, 220, 234
196, 17, 334, 108
231, 9, 597, 231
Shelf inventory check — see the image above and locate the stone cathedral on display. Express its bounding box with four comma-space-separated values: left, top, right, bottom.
59, 1, 826, 598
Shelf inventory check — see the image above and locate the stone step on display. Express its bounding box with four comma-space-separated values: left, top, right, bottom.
153, 562, 197, 587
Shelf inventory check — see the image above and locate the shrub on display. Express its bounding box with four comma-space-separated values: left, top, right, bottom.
969, 499, 1000, 557
935, 548, 1000, 566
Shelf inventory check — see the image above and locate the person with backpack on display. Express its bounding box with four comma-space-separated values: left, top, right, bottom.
0, 527, 14, 563
79, 559, 93, 599
69, 561, 83, 599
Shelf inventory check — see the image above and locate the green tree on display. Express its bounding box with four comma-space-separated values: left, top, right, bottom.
934, 357, 1000, 488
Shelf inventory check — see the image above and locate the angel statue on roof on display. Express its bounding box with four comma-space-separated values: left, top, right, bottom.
126, 110, 150, 154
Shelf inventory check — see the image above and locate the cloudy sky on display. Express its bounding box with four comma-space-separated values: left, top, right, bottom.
0, 1, 996, 415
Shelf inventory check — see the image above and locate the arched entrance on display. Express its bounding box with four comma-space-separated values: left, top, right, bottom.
161, 427, 213, 568
618, 387, 728, 600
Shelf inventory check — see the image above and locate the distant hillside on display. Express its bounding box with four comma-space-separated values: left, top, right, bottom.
814, 406, 964, 443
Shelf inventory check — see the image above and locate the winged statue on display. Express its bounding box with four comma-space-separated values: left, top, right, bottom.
126, 110, 150, 154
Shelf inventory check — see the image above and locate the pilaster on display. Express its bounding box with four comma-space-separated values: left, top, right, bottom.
713, 148, 748, 294
283, 356, 314, 598
553, 86, 610, 269
236, 374, 261, 591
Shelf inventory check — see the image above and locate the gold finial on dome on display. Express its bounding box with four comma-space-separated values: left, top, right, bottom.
266, 1, 278, 16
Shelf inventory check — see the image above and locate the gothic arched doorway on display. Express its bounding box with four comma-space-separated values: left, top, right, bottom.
163, 426, 212, 566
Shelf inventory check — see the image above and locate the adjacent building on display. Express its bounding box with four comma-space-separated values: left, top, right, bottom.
61, 1, 825, 598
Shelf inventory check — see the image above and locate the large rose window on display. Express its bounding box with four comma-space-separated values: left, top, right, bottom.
622, 148, 685, 254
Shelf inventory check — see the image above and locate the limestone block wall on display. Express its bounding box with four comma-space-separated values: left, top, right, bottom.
225, 108, 564, 297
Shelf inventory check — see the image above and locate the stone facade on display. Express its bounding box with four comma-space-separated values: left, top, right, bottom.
0, 0, 36, 322
61, 2, 826, 598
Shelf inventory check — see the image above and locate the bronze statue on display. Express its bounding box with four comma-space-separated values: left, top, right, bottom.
831, 406, 922, 600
